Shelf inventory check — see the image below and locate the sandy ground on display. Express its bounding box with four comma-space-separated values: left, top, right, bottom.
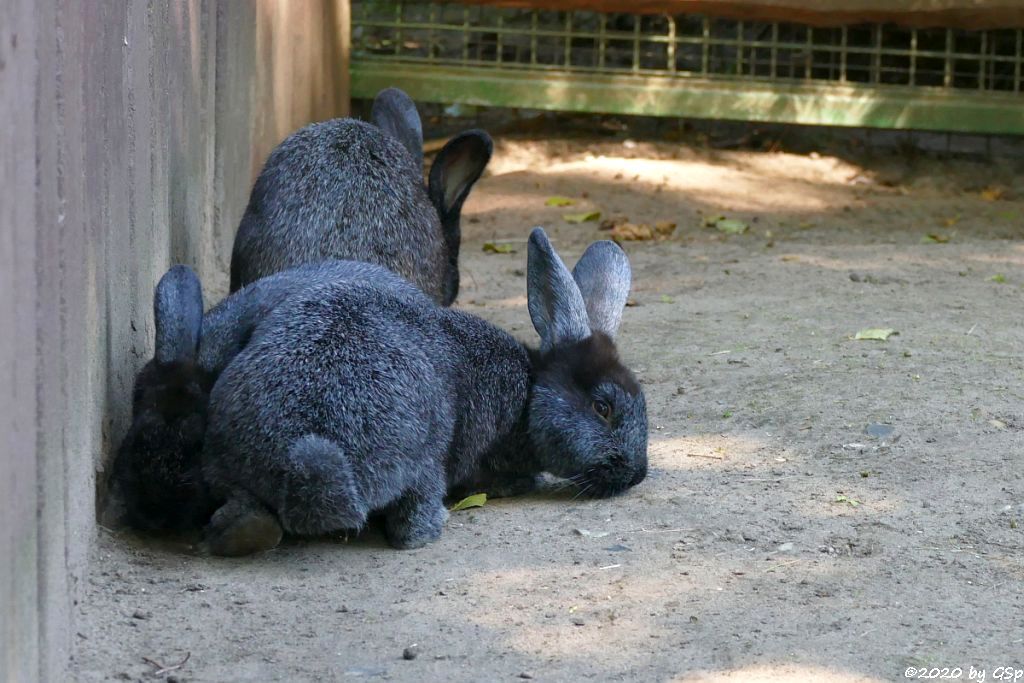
73, 131, 1024, 682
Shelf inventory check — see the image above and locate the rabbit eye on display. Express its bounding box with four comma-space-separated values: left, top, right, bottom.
592, 399, 612, 420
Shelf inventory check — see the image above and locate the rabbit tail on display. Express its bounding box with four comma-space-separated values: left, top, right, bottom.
274, 434, 369, 535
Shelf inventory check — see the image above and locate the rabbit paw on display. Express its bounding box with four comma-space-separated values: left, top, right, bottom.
384, 491, 447, 550
202, 496, 282, 557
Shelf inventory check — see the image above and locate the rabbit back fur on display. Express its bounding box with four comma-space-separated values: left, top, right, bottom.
204, 266, 531, 546
230, 119, 449, 301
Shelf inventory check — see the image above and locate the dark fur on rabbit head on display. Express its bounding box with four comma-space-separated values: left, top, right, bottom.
229, 88, 492, 307
105, 265, 218, 531
524, 229, 648, 497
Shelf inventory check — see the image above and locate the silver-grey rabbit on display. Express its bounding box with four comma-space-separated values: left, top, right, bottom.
201, 228, 648, 556
229, 87, 492, 305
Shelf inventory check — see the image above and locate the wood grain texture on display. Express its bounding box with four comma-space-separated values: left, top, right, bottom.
0, 1, 350, 679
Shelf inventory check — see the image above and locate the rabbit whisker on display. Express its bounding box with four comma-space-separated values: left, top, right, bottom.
571, 483, 593, 501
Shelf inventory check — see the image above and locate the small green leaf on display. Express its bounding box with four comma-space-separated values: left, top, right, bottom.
482, 241, 516, 254
990, 273, 1007, 284
545, 196, 575, 207
834, 494, 861, 507
659, 295, 675, 304
714, 218, 749, 234
854, 328, 896, 341
564, 211, 601, 224
921, 233, 949, 244
450, 493, 487, 511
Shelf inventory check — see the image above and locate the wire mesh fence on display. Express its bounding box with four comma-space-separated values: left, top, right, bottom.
350, 2, 1024, 133
354, 3, 1023, 92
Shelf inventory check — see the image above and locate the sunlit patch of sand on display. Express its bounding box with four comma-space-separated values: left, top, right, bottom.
649, 433, 772, 472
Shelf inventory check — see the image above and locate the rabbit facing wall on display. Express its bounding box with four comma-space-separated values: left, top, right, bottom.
229, 88, 493, 306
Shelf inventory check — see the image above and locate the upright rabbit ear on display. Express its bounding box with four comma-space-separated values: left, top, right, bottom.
371, 87, 424, 168
428, 129, 492, 232
527, 228, 591, 352
154, 265, 203, 366
571, 241, 632, 339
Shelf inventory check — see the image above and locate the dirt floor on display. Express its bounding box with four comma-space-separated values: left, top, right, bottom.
73, 127, 1024, 682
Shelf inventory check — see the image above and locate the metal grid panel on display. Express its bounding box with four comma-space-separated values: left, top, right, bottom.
353, 2, 1024, 93
349, 1, 1024, 134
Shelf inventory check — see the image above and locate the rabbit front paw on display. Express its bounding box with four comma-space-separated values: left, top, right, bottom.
202, 496, 282, 557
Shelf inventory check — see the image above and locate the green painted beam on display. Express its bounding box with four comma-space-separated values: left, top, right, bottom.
352, 61, 1024, 135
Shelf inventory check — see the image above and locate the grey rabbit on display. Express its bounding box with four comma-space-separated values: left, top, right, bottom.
229, 87, 493, 306
106, 260, 394, 532
201, 228, 648, 556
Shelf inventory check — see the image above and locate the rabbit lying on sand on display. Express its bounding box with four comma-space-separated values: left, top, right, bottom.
201, 228, 649, 556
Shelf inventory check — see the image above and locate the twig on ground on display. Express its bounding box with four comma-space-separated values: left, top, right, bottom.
686, 452, 724, 460
143, 652, 191, 677
763, 560, 801, 572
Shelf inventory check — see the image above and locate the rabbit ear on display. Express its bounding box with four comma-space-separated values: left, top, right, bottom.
527, 228, 591, 352
371, 88, 424, 168
154, 265, 203, 365
571, 241, 632, 339
428, 129, 492, 230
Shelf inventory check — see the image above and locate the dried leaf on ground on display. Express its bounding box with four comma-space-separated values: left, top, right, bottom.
483, 242, 516, 254
610, 222, 654, 242
922, 234, 950, 244
654, 220, 677, 237
450, 493, 487, 511
600, 215, 630, 231
980, 186, 1005, 201
564, 211, 601, 224
853, 328, 897, 341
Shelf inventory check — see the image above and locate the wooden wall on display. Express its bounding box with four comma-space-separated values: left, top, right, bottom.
0, 2, 350, 680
